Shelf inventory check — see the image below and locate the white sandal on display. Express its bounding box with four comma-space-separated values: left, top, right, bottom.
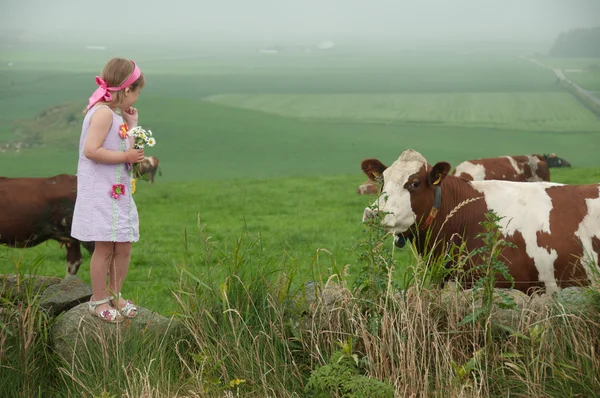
112, 293, 138, 319
88, 296, 122, 323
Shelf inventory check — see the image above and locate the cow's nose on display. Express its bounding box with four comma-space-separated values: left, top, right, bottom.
363, 207, 379, 221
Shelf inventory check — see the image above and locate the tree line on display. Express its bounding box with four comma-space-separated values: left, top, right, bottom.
549, 26, 600, 57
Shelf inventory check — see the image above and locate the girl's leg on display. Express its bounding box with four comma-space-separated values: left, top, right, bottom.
89, 241, 117, 315
108, 242, 136, 314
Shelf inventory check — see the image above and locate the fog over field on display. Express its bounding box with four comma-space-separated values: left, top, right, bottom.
3, 0, 600, 46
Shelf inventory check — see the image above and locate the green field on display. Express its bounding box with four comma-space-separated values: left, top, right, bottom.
205, 92, 600, 131
1, 43, 600, 315
542, 56, 600, 91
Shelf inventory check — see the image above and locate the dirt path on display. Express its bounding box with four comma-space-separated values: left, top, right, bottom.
519, 55, 600, 110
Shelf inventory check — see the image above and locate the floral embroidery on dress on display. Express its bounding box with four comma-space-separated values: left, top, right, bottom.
118, 122, 129, 139
111, 184, 126, 199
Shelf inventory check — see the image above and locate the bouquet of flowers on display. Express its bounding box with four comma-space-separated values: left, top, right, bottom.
118, 123, 157, 194
128, 126, 156, 149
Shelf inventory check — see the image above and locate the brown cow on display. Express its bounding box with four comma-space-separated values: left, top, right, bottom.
357, 158, 386, 195
135, 156, 161, 184
361, 149, 600, 294
453, 155, 550, 182
0, 174, 94, 276
357, 155, 550, 195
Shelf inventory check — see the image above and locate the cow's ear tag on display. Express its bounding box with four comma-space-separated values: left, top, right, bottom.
432, 176, 442, 185
373, 171, 381, 177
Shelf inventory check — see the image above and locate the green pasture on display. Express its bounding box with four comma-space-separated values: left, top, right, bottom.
0, 175, 375, 314
1, 97, 598, 181
1, 44, 600, 315
0, 47, 562, 134
205, 92, 600, 132
542, 56, 600, 91
565, 71, 600, 92
3, 167, 599, 315
542, 57, 600, 70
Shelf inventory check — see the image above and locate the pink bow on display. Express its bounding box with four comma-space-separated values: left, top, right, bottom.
86, 61, 141, 111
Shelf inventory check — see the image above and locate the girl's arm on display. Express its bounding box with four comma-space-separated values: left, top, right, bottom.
83, 107, 143, 164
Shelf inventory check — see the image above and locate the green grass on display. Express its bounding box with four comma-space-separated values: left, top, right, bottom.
1, 93, 599, 182
570, 72, 600, 92
2, 167, 598, 315
1, 45, 600, 315
0, 49, 562, 136
542, 57, 600, 70
2, 43, 600, 397
541, 56, 600, 91
205, 92, 600, 132
0, 175, 375, 314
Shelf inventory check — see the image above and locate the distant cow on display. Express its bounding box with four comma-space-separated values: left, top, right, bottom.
543, 153, 572, 168
453, 155, 550, 182
0, 174, 94, 276
357, 155, 550, 195
135, 156, 161, 184
357, 158, 386, 195
361, 149, 600, 294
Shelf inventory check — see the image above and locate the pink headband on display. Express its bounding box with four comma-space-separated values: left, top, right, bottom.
86, 61, 141, 110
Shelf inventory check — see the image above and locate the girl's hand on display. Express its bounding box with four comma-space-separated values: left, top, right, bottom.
121, 107, 139, 127
125, 148, 145, 163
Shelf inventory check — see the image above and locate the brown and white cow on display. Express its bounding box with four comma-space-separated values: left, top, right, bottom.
135, 156, 161, 184
361, 149, 600, 294
357, 158, 386, 195
452, 155, 550, 182
357, 155, 550, 195
0, 174, 94, 276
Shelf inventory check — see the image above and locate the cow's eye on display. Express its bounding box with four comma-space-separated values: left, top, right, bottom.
408, 180, 420, 189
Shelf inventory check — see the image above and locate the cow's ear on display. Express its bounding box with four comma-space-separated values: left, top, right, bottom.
428, 162, 451, 186
361, 158, 388, 181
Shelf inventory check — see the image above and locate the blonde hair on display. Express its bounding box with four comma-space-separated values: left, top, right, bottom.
84, 57, 145, 113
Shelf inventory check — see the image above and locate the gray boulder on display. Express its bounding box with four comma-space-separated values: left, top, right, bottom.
552, 286, 597, 315
52, 302, 178, 363
0, 274, 61, 300
39, 276, 92, 316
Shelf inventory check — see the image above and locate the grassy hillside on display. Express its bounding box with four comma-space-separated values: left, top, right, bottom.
542, 56, 600, 91
205, 92, 600, 132
1, 96, 597, 182
1, 44, 600, 315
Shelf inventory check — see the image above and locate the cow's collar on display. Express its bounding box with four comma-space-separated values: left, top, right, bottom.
419, 185, 442, 231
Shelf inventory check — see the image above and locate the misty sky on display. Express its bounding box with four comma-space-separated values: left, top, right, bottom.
3, 0, 600, 43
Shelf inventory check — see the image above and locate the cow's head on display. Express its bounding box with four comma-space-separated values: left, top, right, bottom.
61, 240, 95, 276
362, 150, 451, 246
361, 158, 387, 181
543, 154, 571, 168
357, 158, 387, 195
59, 238, 83, 275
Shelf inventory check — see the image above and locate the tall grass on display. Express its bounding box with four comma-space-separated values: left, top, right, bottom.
2, 214, 599, 397
168, 215, 600, 397
55, 316, 185, 398
0, 256, 57, 397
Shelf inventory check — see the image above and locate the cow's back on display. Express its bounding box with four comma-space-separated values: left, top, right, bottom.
453, 155, 550, 182
466, 179, 599, 292
0, 175, 78, 244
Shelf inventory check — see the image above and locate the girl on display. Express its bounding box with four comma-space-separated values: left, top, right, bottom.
72, 58, 146, 323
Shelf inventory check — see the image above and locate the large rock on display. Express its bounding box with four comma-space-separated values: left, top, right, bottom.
39, 276, 92, 316
52, 302, 179, 363
299, 281, 351, 312
0, 274, 61, 300
552, 286, 598, 315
